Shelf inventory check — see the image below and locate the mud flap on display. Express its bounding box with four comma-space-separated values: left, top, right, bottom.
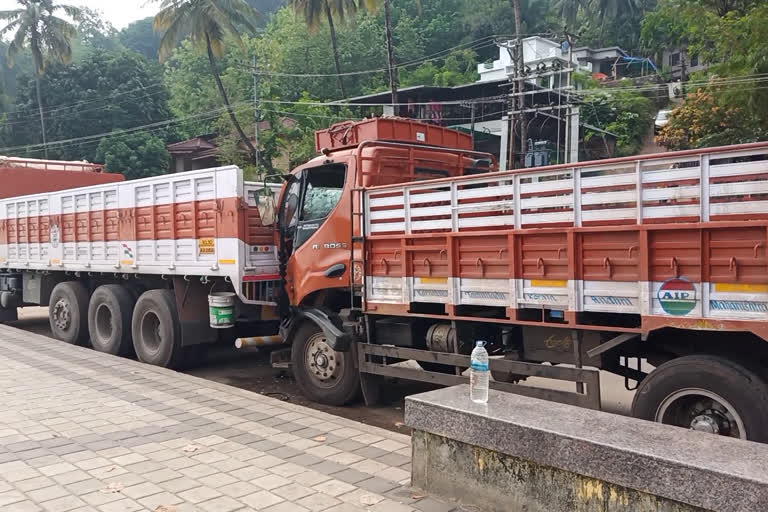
173, 277, 218, 346
280, 307, 353, 352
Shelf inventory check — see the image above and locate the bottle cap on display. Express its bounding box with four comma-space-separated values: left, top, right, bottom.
475, 340, 487, 348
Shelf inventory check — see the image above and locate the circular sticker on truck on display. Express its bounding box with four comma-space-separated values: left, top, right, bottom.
657, 277, 696, 315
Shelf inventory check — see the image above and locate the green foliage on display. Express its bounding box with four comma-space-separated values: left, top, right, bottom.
95, 130, 170, 179
657, 88, 767, 150
119, 17, 163, 60
400, 50, 479, 87
643, 1, 768, 146
579, 79, 655, 156
154, 0, 261, 62
10, 49, 171, 160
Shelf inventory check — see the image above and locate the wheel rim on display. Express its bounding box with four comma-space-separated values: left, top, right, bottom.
52, 299, 71, 331
654, 388, 746, 439
304, 332, 344, 389
94, 303, 113, 343
140, 311, 162, 355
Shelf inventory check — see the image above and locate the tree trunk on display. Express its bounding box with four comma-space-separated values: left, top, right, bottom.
384, 0, 398, 107
35, 74, 48, 160
324, 2, 347, 99
205, 33, 262, 167
512, 0, 526, 165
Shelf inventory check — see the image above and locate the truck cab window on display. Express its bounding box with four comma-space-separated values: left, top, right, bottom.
301, 175, 344, 221
278, 164, 346, 252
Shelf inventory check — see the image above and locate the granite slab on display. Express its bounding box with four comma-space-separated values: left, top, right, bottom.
405, 385, 768, 512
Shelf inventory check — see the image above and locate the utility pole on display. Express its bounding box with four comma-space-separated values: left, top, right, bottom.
253, 55, 260, 172
383, 0, 398, 107
511, 0, 526, 166
564, 30, 579, 164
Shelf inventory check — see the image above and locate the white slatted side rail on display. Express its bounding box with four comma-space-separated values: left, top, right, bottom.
365, 144, 768, 234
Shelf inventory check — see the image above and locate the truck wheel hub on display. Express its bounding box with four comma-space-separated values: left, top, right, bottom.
305, 334, 341, 385
690, 413, 721, 435
655, 388, 744, 439
53, 300, 71, 330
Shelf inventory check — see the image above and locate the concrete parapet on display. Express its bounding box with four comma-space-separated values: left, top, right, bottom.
405, 385, 768, 512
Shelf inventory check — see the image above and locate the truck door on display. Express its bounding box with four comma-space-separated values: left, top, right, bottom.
277, 163, 348, 306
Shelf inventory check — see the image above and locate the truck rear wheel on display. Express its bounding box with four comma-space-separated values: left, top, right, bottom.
132, 290, 182, 369
88, 285, 135, 356
631, 354, 768, 442
291, 323, 360, 406
49, 282, 89, 345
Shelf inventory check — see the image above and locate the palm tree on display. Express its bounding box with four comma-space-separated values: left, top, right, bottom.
0, 0, 81, 159
289, 0, 360, 99
154, 0, 261, 161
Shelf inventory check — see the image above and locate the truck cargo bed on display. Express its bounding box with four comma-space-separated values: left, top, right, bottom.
0, 166, 280, 304
363, 142, 768, 338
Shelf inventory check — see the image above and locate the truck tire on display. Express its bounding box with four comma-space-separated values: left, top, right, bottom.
291, 322, 360, 406
88, 285, 135, 357
631, 354, 768, 442
49, 282, 89, 345
132, 290, 183, 369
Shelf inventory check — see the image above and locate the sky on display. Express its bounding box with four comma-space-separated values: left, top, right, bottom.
0, 0, 157, 30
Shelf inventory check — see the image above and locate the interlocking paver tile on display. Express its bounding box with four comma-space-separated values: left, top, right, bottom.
312, 479, 357, 497
240, 489, 284, 510
262, 501, 310, 512
178, 485, 223, 504
271, 482, 315, 501
296, 491, 342, 511
252, 473, 292, 491
218, 480, 260, 498
27, 485, 69, 503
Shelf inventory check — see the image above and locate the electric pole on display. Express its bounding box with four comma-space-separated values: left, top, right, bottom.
253, 55, 260, 172
383, 0, 398, 107
512, 0, 526, 165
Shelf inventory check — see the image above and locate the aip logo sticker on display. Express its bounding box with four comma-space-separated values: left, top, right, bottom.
657, 277, 696, 316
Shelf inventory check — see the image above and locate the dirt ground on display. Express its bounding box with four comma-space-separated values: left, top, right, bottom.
11, 306, 641, 433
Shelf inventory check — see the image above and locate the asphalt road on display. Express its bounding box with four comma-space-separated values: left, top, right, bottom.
10, 306, 642, 433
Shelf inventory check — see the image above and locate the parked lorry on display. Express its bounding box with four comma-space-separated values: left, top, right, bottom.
0, 156, 124, 199
3, 119, 768, 442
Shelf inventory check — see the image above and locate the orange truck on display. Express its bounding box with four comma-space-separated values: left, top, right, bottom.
3, 120, 768, 442
273, 118, 768, 443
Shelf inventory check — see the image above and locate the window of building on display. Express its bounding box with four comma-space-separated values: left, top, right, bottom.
670, 53, 680, 66
690, 54, 699, 67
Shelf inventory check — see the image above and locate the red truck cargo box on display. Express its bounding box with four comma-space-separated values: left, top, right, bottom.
315, 118, 473, 153
0, 157, 125, 200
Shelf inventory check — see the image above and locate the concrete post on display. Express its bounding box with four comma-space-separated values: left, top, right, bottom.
568, 106, 580, 163
499, 115, 510, 171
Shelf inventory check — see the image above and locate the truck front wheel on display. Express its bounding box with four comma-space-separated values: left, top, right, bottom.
88, 285, 135, 356
132, 290, 183, 369
291, 323, 360, 406
631, 354, 768, 442
49, 282, 89, 345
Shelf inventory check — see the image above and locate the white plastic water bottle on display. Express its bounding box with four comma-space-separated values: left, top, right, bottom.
470, 340, 489, 403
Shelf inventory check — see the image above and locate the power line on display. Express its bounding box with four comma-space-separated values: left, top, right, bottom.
8, 78, 768, 155
3, 82, 168, 122
1, 34, 510, 123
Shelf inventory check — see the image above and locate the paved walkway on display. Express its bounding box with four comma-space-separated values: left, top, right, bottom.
0, 325, 457, 512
